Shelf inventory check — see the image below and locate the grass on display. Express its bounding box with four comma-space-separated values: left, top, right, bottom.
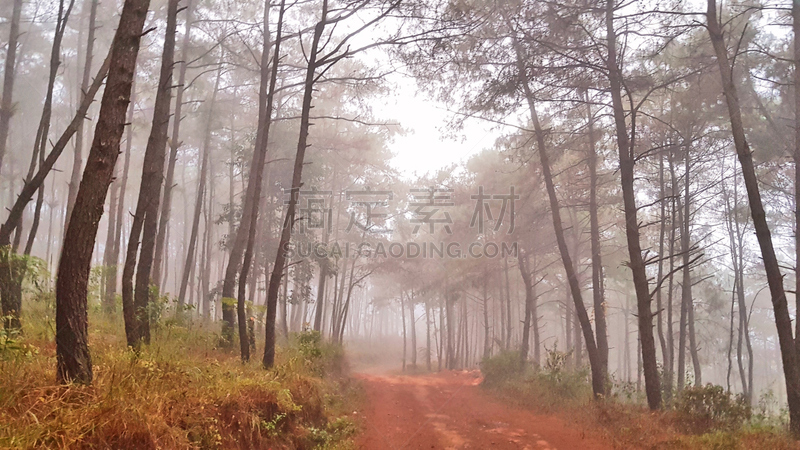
480, 351, 800, 450
0, 299, 360, 449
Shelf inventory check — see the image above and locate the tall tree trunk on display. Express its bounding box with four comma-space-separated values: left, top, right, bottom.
401, 292, 406, 371
102, 162, 119, 312
0, 0, 22, 174
105, 86, 135, 313
238, 0, 284, 361
223, 0, 279, 347
675, 155, 688, 392
482, 268, 490, 361
177, 60, 221, 310
519, 250, 533, 368
26, 0, 76, 259
201, 170, 214, 320
122, 0, 180, 347
605, 0, 661, 409
667, 152, 678, 400
426, 300, 432, 371
724, 165, 753, 403
263, 1, 326, 368
56, 0, 150, 383
707, 0, 800, 433
313, 244, 328, 332
516, 61, 605, 395
586, 93, 609, 390
504, 258, 512, 350
410, 292, 417, 368
681, 145, 701, 385
656, 154, 668, 377
66, 0, 98, 231
153, 0, 194, 290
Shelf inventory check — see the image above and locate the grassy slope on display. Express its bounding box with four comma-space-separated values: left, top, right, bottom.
0, 303, 360, 449
481, 350, 800, 450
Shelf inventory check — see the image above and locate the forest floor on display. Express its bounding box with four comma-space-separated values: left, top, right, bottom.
355, 370, 610, 450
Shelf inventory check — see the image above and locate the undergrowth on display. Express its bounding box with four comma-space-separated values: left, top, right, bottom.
481, 349, 800, 450
0, 301, 359, 449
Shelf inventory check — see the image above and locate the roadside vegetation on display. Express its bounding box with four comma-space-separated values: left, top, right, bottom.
0, 294, 359, 449
481, 350, 799, 449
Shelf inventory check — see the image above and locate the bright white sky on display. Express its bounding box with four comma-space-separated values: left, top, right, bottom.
383, 83, 500, 178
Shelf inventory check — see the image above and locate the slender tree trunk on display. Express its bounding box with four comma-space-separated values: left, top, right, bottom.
439, 302, 444, 371
177, 61, 220, 310
238, 0, 284, 361
263, 2, 326, 368
725, 167, 752, 403
656, 153, 670, 397
153, 0, 194, 290
26, 0, 76, 260
666, 152, 677, 401
0, 0, 22, 174
681, 144, 701, 385
223, 0, 279, 347
410, 292, 417, 368
516, 65, 605, 395
105, 85, 135, 313
519, 250, 533, 368
66, 0, 98, 231
504, 258, 512, 350
675, 155, 688, 391
56, 0, 150, 383
708, 0, 799, 432
102, 161, 119, 312
586, 99, 609, 376
122, 0, 180, 347
606, 0, 660, 409
482, 269, 490, 361
401, 292, 407, 371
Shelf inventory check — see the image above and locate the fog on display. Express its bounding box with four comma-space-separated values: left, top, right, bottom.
2, 0, 800, 438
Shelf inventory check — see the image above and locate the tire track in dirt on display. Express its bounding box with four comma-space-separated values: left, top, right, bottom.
355, 371, 610, 450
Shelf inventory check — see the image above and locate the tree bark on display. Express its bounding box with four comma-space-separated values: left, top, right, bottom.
177, 59, 220, 311
656, 153, 670, 395
707, 0, 800, 433
222, 0, 279, 346
56, 0, 150, 383
605, 0, 661, 409
0, 0, 23, 174
122, 0, 180, 347
516, 59, 605, 396
238, 0, 284, 361
104, 85, 135, 313
410, 291, 417, 368
518, 250, 534, 368
681, 144, 701, 385
66, 0, 98, 232
153, 0, 194, 291
263, 1, 326, 368
401, 292, 407, 371
426, 300, 432, 371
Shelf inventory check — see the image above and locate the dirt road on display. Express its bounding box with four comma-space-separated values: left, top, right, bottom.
355, 371, 610, 450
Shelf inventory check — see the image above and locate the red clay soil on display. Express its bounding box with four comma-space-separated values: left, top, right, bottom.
355, 370, 611, 450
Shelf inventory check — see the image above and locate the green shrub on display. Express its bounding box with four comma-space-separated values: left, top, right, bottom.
480, 350, 524, 387
480, 348, 591, 412
674, 384, 751, 434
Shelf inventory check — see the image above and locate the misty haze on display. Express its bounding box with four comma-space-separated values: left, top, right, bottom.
1, 0, 799, 448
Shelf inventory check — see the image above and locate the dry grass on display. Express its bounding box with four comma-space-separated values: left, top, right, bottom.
0, 307, 359, 449
480, 353, 800, 450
